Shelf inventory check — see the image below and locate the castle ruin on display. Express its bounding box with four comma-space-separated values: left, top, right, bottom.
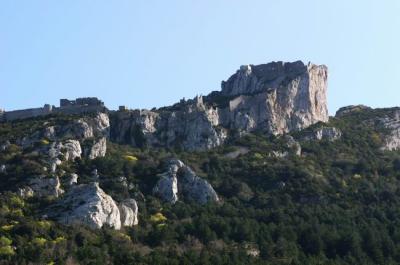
1, 97, 106, 122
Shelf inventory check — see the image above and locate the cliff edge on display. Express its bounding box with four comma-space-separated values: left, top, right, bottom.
111, 60, 329, 150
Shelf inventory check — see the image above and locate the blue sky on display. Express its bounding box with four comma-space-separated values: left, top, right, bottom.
1, 1, 399, 114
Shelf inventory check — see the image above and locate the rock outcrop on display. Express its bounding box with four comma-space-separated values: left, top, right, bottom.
14, 113, 110, 173
302, 127, 342, 142
119, 199, 139, 226
51, 182, 121, 229
85, 137, 107, 159
48, 182, 139, 230
335, 105, 371, 117
21, 176, 64, 198
153, 160, 180, 203
67, 173, 79, 186
379, 109, 400, 151
111, 61, 328, 151
46, 114, 106, 141
153, 159, 219, 204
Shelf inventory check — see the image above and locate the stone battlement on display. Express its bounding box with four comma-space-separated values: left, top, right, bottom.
60, 97, 104, 108
1, 97, 107, 122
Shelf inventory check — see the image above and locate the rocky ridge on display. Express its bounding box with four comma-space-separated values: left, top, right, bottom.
110, 60, 329, 151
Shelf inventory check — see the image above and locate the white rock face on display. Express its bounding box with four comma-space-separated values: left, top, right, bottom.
119, 199, 139, 226
41, 112, 109, 157
314, 127, 342, 141
63, 140, 82, 161
87, 137, 107, 159
28, 176, 64, 197
220, 62, 329, 135
302, 127, 342, 142
91, 112, 110, 137
61, 112, 109, 139
47, 140, 82, 172
179, 166, 220, 204
54, 183, 121, 230
111, 61, 328, 151
153, 161, 180, 203
154, 159, 219, 204
71, 119, 94, 139
68, 173, 79, 186
380, 110, 400, 151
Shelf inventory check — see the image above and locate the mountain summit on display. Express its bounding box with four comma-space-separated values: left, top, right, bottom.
111, 60, 328, 150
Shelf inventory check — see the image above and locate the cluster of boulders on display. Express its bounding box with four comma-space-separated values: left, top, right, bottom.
153, 159, 219, 204
19, 171, 139, 230
46, 113, 109, 169
16, 158, 220, 230
14, 112, 109, 174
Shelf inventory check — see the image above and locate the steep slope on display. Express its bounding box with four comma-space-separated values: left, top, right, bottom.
4, 62, 400, 264
2, 105, 400, 264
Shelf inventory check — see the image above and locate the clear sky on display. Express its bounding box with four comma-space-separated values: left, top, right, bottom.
1, 1, 399, 115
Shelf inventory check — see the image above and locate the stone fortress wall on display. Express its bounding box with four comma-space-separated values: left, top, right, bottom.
0, 97, 106, 122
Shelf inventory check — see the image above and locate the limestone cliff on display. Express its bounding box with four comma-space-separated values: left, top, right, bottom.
110, 61, 328, 150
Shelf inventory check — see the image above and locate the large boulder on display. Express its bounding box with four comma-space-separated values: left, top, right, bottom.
179, 166, 220, 204
119, 199, 139, 227
22, 175, 64, 198
153, 163, 179, 204
153, 159, 219, 204
51, 182, 121, 230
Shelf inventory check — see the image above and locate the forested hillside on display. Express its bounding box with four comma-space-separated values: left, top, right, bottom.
1, 106, 400, 264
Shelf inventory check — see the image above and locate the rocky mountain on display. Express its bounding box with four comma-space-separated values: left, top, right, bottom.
3, 61, 400, 264
110, 61, 328, 151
